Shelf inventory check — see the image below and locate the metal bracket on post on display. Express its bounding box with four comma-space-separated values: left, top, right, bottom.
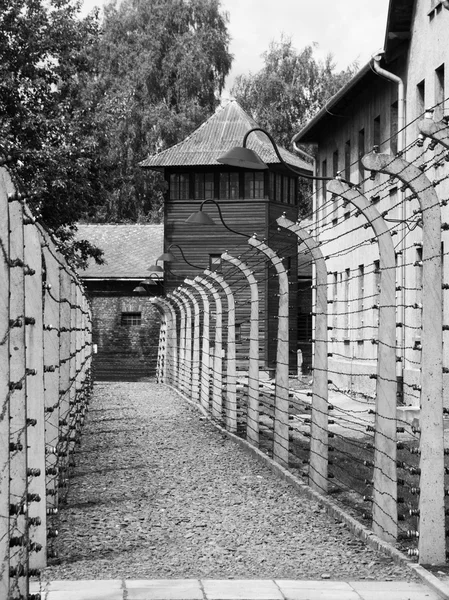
195, 276, 223, 421
185, 279, 211, 413
222, 252, 260, 447
363, 150, 445, 564
327, 180, 398, 544
151, 297, 177, 387
178, 287, 201, 404
248, 236, 290, 469
204, 269, 237, 433
173, 290, 193, 398
277, 215, 329, 493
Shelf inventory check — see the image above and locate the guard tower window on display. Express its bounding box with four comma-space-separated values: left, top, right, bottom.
219, 172, 239, 199
244, 171, 264, 198
169, 173, 190, 200
195, 172, 214, 200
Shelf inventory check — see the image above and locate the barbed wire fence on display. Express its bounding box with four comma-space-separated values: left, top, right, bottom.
154, 107, 449, 566
0, 164, 93, 600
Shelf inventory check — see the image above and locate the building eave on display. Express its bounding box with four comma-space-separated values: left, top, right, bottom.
292, 62, 373, 145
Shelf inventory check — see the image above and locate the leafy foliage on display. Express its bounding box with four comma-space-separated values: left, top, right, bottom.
87, 0, 233, 223
232, 37, 358, 150
0, 0, 105, 265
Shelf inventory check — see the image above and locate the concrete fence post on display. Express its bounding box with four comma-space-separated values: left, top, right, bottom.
327, 180, 398, 543
248, 236, 290, 468
185, 279, 211, 413
173, 290, 193, 397
221, 253, 260, 447
363, 150, 445, 564
204, 269, 237, 433
178, 287, 201, 404
277, 215, 329, 493
195, 275, 223, 421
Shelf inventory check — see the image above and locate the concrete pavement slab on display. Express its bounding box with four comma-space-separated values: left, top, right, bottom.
125, 579, 204, 600
349, 580, 441, 599
202, 579, 283, 600
275, 580, 360, 600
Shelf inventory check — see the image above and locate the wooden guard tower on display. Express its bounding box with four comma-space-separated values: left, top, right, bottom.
140, 100, 313, 371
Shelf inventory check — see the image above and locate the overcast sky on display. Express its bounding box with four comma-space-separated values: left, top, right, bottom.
82, 0, 391, 91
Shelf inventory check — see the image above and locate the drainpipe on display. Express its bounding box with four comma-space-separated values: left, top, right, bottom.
371, 52, 406, 401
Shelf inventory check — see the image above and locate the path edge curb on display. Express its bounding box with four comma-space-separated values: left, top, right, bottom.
167, 384, 449, 600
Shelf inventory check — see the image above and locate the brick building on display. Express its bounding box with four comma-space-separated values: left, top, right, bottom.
77, 224, 163, 381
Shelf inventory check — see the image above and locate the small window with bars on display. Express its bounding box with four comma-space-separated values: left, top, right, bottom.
121, 312, 142, 326
209, 254, 222, 272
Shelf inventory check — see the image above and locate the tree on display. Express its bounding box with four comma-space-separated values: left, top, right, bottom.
231, 37, 358, 150
86, 0, 233, 223
0, 0, 105, 266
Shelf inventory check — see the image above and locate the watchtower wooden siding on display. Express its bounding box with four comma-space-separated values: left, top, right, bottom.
164, 165, 299, 370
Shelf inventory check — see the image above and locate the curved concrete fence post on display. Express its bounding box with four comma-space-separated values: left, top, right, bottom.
277, 215, 329, 494
178, 286, 201, 404
326, 181, 398, 544
185, 278, 211, 413
221, 253, 259, 447
168, 293, 187, 393
151, 301, 167, 383
151, 297, 178, 387
247, 236, 289, 469
195, 275, 223, 421
204, 269, 237, 433
172, 290, 193, 398
363, 149, 444, 564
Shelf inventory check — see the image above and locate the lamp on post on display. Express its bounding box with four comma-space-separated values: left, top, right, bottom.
133, 273, 161, 295
185, 199, 249, 237
217, 126, 345, 182
157, 244, 203, 269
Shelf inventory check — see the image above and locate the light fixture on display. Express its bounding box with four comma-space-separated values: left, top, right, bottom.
217, 146, 267, 170
147, 258, 164, 273
157, 244, 203, 269
185, 199, 248, 238
133, 274, 161, 294
218, 126, 344, 182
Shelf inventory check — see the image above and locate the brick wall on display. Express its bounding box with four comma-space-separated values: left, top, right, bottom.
90, 295, 162, 381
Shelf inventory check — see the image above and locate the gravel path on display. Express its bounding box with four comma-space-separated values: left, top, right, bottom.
44, 382, 419, 581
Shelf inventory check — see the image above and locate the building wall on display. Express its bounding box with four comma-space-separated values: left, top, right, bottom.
83, 281, 162, 381
311, 0, 449, 403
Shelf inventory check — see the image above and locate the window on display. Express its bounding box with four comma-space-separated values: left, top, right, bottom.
121, 312, 142, 326
344, 140, 351, 182
358, 129, 365, 186
358, 265, 364, 342
390, 102, 398, 155
373, 115, 381, 149
373, 260, 381, 327
283, 176, 289, 203
194, 172, 214, 200
321, 159, 327, 225
235, 323, 242, 343
417, 80, 425, 120
244, 172, 264, 198
209, 254, 221, 272
435, 64, 445, 120
332, 151, 339, 225
219, 172, 239, 199
276, 173, 282, 202
169, 173, 189, 200
344, 268, 350, 340
332, 272, 338, 339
